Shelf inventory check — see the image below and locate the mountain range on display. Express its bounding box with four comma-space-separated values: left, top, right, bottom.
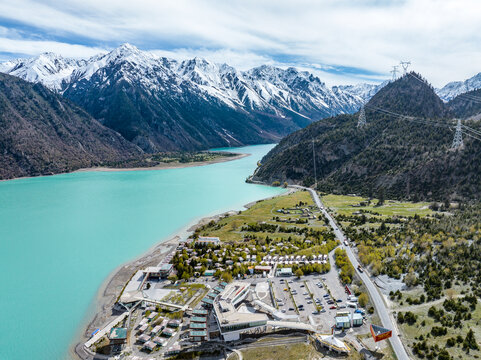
0, 73, 141, 180
0, 44, 377, 152
253, 73, 481, 201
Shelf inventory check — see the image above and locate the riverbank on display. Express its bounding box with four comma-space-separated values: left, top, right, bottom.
73, 152, 249, 174
0, 152, 248, 182
70, 187, 293, 360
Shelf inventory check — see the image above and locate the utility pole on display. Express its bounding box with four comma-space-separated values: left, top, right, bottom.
451, 119, 464, 149
400, 61, 411, 74
312, 139, 317, 188
357, 106, 367, 128
390, 65, 399, 81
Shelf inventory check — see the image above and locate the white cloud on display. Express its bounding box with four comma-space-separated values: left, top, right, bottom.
0, 38, 106, 58
0, 0, 480, 86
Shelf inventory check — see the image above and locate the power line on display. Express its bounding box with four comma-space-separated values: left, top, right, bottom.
357, 106, 367, 128
451, 119, 464, 149
462, 131, 481, 142
390, 66, 399, 81
462, 125, 481, 136
400, 61, 411, 74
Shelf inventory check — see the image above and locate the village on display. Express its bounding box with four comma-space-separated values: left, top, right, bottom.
83, 191, 394, 359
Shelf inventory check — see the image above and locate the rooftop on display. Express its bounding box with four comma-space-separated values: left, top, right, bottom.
109, 327, 127, 340
190, 330, 207, 337
192, 309, 208, 316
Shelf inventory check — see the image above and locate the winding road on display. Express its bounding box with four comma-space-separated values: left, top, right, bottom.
293, 186, 410, 360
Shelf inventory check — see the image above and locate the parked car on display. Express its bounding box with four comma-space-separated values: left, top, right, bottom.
336, 299, 342, 303
281, 309, 286, 313
323, 294, 330, 298
289, 307, 295, 311
338, 305, 346, 309
329, 305, 337, 309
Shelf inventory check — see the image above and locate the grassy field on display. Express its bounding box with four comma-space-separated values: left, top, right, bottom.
198, 190, 328, 243
321, 194, 433, 218
392, 289, 481, 359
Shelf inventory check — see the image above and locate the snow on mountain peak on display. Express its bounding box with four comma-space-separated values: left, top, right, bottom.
0, 44, 379, 118
436, 72, 481, 101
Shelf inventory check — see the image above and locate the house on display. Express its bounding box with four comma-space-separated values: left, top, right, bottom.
197, 237, 221, 245
167, 319, 181, 328
335, 315, 351, 329
162, 328, 175, 337
159, 263, 174, 278
254, 265, 272, 273
204, 269, 215, 276
192, 309, 208, 316
190, 330, 208, 342
109, 328, 127, 345
276, 268, 293, 277
150, 325, 162, 336
352, 313, 363, 327
143, 340, 156, 351
138, 334, 151, 343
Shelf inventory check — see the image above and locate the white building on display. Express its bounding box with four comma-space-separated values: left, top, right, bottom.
213, 282, 268, 341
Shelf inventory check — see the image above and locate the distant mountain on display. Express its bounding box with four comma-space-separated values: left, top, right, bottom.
447, 88, 481, 119
253, 73, 481, 201
0, 73, 141, 180
0, 52, 87, 91
1, 44, 383, 152
437, 72, 481, 101
337, 81, 388, 103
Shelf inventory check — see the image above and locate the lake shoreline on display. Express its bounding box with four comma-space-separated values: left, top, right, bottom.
70, 186, 292, 360
0, 152, 248, 183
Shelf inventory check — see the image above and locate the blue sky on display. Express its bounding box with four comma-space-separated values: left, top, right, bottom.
1, 0, 481, 86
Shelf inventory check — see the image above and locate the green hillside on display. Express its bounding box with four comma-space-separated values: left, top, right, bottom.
253, 73, 481, 201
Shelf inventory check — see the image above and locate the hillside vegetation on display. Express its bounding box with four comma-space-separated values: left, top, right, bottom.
0, 73, 141, 179
253, 73, 481, 201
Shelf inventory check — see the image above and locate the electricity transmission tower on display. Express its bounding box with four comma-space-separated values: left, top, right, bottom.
400, 61, 411, 74
451, 119, 464, 149
357, 106, 367, 128
312, 139, 317, 187
390, 65, 399, 81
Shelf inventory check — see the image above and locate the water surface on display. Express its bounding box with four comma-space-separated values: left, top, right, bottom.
0, 144, 285, 360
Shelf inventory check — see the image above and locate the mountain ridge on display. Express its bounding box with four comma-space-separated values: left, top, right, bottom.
0, 72, 142, 180
253, 73, 481, 201
0, 44, 376, 152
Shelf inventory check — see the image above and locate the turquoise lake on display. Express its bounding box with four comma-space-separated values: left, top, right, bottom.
0, 144, 285, 360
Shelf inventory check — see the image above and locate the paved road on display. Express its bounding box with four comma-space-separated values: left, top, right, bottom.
293, 186, 409, 360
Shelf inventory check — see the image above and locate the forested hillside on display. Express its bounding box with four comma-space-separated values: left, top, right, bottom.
0, 73, 141, 179
253, 73, 481, 201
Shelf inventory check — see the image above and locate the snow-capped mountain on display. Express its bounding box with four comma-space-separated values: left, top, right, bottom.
337, 81, 388, 104
437, 72, 481, 102
0, 52, 86, 91
0, 44, 382, 152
